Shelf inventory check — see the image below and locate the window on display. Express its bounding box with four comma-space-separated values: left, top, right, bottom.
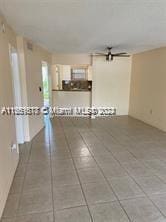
71, 68, 87, 80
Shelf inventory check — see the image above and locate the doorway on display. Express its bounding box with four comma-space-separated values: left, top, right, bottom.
9, 45, 24, 144
42, 61, 52, 124
42, 61, 50, 108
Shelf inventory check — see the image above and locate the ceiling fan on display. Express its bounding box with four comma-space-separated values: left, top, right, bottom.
92, 47, 130, 61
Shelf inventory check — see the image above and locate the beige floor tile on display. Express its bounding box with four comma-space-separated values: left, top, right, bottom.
52, 171, 79, 186
14, 212, 53, 222
73, 156, 97, 169
15, 164, 27, 177
2, 194, 20, 218
150, 193, 166, 216
123, 161, 153, 178
78, 168, 105, 184
53, 185, 86, 210
82, 182, 117, 204
23, 170, 51, 191
0, 219, 14, 222
54, 206, 91, 222
71, 147, 91, 157
135, 175, 166, 195
121, 197, 166, 222
18, 187, 52, 215
108, 176, 145, 200
89, 202, 129, 222
9, 177, 24, 194
101, 164, 128, 179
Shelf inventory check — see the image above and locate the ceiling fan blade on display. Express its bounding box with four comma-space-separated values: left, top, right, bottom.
113, 54, 130, 57
92, 53, 107, 56
112, 52, 127, 56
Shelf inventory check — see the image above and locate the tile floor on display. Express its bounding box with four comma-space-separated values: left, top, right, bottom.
2, 116, 166, 221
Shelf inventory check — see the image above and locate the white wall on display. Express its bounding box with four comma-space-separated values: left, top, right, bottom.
61, 65, 71, 80
58, 65, 71, 89
51, 65, 58, 90
52, 91, 91, 108
88, 66, 93, 81
129, 47, 166, 132
92, 57, 132, 115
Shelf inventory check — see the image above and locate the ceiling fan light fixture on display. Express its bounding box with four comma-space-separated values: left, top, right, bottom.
106, 53, 112, 61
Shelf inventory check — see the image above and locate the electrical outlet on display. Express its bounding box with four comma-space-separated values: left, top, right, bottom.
11, 143, 17, 151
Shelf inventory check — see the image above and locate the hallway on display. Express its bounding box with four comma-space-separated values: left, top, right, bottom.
2, 116, 166, 222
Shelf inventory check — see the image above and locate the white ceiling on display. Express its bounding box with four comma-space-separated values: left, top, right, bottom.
0, 0, 166, 54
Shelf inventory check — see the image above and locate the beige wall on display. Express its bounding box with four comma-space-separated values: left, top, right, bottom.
0, 15, 19, 218
129, 47, 166, 131
52, 53, 91, 65
92, 57, 132, 115
17, 36, 30, 141
17, 37, 52, 141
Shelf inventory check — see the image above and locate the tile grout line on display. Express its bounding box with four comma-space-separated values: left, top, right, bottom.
60, 117, 94, 222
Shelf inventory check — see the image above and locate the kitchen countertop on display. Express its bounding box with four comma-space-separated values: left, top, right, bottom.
52, 89, 91, 92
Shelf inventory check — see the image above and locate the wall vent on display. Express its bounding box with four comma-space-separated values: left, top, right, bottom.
27, 42, 33, 51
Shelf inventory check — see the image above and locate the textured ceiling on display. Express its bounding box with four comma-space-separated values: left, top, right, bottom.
0, 0, 166, 54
